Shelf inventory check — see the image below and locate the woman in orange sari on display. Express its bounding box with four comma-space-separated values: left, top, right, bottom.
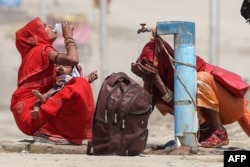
131, 33, 250, 148
10, 17, 96, 145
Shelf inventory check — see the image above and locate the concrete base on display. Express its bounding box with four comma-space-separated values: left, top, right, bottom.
1, 139, 249, 155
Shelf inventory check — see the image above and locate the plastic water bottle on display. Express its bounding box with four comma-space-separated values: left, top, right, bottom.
52, 23, 62, 33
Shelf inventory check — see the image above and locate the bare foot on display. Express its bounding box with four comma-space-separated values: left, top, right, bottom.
32, 90, 46, 103
31, 106, 39, 119
84, 71, 98, 83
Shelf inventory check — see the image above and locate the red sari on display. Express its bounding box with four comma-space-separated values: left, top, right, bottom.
10, 17, 95, 145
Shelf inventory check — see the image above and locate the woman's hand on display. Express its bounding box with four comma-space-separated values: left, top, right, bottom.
131, 61, 158, 80
61, 21, 74, 39
48, 21, 79, 66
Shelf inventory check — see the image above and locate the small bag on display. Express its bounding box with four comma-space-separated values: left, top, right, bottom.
88, 72, 152, 156
205, 64, 249, 98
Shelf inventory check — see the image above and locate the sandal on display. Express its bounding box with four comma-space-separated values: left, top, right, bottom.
198, 126, 212, 143
200, 129, 229, 148
33, 130, 71, 145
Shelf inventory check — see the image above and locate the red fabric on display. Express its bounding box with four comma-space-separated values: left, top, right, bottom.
204, 64, 249, 97
138, 40, 174, 96
10, 17, 95, 145
15, 17, 53, 86
138, 39, 250, 137
138, 40, 206, 103
39, 78, 95, 143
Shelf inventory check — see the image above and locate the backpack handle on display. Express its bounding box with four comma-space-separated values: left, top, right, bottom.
107, 72, 132, 86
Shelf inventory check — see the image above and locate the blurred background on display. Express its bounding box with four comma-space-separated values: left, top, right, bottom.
0, 0, 250, 140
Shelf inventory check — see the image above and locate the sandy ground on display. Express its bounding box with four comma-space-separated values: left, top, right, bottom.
1, 0, 250, 167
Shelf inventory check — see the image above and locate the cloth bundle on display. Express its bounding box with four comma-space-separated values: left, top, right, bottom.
205, 64, 249, 98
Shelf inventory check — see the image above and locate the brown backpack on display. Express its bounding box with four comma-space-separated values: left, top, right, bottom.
88, 72, 152, 156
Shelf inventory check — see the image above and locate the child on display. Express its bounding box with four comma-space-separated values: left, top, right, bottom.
31, 65, 97, 119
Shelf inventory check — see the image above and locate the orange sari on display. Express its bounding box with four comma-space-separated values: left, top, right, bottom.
10, 17, 95, 144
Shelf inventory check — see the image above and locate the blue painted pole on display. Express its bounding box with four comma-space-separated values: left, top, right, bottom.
156, 21, 198, 146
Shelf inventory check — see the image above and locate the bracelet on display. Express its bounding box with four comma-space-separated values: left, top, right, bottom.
65, 40, 76, 50
66, 44, 77, 50
55, 53, 60, 64
65, 41, 75, 47
162, 90, 173, 103
65, 40, 75, 46
64, 37, 75, 42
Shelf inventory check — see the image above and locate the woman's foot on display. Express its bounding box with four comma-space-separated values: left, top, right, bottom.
199, 129, 229, 148
32, 89, 46, 103
198, 126, 212, 143
33, 130, 71, 145
31, 106, 40, 119
84, 71, 98, 83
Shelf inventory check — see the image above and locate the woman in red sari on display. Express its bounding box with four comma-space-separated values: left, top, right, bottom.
131, 32, 250, 148
10, 17, 96, 145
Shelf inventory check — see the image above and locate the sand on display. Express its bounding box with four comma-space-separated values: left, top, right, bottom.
1, 0, 250, 167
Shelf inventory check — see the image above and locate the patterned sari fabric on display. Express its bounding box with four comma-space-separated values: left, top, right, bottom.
137, 38, 250, 137
10, 17, 95, 145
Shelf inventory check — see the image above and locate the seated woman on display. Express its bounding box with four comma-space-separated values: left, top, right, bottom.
131, 29, 250, 148
10, 17, 98, 145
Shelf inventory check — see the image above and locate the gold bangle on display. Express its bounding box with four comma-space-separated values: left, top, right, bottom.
64, 37, 75, 41
65, 40, 75, 45
66, 44, 76, 50
64, 38, 75, 42
65, 41, 75, 50
65, 41, 75, 46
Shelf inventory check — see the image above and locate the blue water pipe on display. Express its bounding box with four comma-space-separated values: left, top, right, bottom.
156, 21, 198, 147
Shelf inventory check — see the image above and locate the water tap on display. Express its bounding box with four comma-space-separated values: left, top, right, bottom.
137, 23, 152, 34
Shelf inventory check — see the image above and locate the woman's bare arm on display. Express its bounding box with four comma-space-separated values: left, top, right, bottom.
48, 22, 79, 66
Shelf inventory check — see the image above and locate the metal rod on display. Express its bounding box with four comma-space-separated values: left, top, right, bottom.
209, 0, 219, 65
99, 0, 109, 81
